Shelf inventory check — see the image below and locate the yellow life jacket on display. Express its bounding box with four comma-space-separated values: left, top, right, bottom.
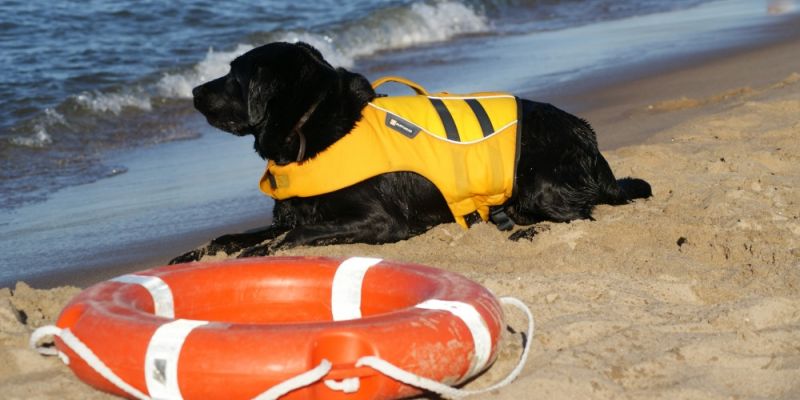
260, 76, 520, 229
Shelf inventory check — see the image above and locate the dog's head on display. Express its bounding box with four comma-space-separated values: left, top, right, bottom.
193, 42, 371, 162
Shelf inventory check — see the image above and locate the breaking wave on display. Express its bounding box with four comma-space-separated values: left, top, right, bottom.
157, 44, 256, 99
270, 1, 489, 68
74, 90, 152, 114
7, 108, 62, 148
156, 1, 488, 98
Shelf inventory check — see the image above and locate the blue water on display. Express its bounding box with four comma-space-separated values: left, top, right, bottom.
1, 0, 798, 285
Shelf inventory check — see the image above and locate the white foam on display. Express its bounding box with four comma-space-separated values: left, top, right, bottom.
8, 108, 63, 148
75, 90, 152, 114
404, 1, 490, 45
43, 108, 66, 125
9, 128, 53, 148
157, 44, 255, 98
277, 1, 490, 68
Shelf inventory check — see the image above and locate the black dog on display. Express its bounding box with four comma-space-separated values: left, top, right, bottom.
171, 42, 650, 263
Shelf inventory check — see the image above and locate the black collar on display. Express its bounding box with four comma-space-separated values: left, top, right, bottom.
288, 93, 326, 163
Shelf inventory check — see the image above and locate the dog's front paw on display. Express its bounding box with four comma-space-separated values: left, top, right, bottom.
237, 243, 275, 258
508, 229, 534, 242
508, 225, 549, 242
168, 238, 229, 265
169, 248, 206, 264
169, 232, 275, 264
206, 233, 265, 254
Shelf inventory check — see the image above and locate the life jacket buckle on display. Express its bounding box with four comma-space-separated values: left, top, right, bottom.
489, 207, 514, 231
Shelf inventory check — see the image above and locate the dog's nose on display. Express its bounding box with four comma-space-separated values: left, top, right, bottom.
192, 85, 203, 98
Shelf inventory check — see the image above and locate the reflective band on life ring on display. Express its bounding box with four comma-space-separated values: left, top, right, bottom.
48, 256, 506, 400
416, 299, 492, 379
330, 256, 382, 321
145, 319, 209, 399
111, 274, 175, 318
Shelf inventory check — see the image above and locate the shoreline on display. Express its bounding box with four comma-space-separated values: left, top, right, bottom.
0, 132, 274, 289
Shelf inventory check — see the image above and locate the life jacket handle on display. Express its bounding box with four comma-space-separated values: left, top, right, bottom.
371, 76, 429, 95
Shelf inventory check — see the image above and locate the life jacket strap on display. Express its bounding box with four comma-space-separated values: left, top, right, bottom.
490, 206, 514, 231
371, 76, 429, 95
464, 207, 515, 231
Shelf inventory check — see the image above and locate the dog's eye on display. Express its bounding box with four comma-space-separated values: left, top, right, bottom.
226, 75, 244, 97
235, 74, 253, 99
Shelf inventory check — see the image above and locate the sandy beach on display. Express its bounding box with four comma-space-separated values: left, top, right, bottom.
3, 23, 800, 400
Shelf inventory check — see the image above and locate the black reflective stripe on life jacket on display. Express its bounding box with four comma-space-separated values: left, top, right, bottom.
427, 98, 498, 142
429, 98, 459, 141
465, 99, 494, 138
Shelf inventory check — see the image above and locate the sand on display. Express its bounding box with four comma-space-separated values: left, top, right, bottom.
2, 45, 800, 400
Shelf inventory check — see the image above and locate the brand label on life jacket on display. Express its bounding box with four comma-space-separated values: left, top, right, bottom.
385, 112, 421, 138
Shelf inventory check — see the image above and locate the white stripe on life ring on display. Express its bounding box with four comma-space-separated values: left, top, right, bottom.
111, 274, 175, 318
416, 299, 492, 380
145, 319, 209, 400
331, 257, 383, 321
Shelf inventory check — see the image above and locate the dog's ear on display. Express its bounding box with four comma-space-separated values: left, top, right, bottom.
339, 69, 374, 107
246, 43, 338, 127
246, 69, 274, 126
295, 42, 335, 70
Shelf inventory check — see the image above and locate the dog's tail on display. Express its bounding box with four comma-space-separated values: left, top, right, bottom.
599, 177, 652, 205
594, 153, 652, 205
602, 177, 652, 205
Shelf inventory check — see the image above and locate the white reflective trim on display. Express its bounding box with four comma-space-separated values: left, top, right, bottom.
331, 257, 382, 321
111, 274, 175, 318
416, 299, 492, 380
144, 319, 208, 400
426, 94, 516, 101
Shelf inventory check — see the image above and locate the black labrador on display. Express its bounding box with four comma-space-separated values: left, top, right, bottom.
171, 42, 650, 263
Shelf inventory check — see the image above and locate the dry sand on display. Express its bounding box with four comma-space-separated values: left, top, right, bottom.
2, 55, 799, 400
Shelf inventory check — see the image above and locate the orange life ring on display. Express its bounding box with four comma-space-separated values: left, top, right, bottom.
50, 256, 505, 399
